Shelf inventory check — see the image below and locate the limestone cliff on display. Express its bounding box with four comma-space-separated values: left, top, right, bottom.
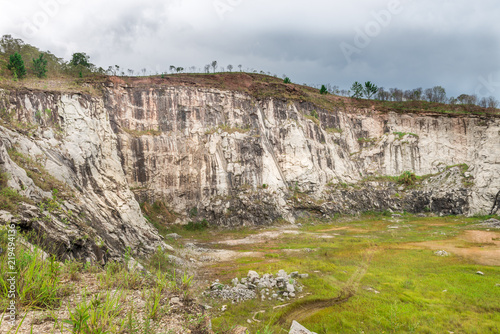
0, 77, 499, 260
105, 81, 499, 225
0, 89, 164, 262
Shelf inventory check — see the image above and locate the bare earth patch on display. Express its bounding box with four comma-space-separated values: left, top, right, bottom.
408, 230, 500, 266
218, 230, 299, 246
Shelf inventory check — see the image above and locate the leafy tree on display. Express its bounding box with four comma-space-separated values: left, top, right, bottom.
283, 77, 291, 84
7, 52, 26, 79
32, 53, 48, 78
204, 64, 210, 73
350, 81, 363, 98
211, 60, 218, 73
169, 65, 176, 73
238, 64, 242, 72
70, 52, 90, 68
363, 81, 378, 99
227, 64, 233, 72
319, 85, 328, 95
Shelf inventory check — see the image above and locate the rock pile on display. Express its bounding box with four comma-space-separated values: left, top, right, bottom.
206, 270, 308, 303
481, 218, 500, 228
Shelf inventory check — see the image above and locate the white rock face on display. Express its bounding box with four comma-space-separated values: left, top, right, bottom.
106, 85, 500, 220
1, 85, 499, 256
0, 89, 164, 261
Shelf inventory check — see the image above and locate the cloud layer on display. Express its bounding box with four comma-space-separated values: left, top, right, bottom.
1, 0, 499, 98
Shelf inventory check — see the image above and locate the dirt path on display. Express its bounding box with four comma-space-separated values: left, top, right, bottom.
278, 249, 375, 325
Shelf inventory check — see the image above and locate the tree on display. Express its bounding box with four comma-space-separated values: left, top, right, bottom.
128, 69, 134, 76
204, 65, 210, 73
70, 52, 90, 68
176, 67, 183, 73
363, 81, 378, 99
169, 65, 176, 73
7, 52, 26, 79
350, 81, 363, 98
227, 64, 233, 72
432, 86, 447, 103
389, 88, 403, 101
141, 68, 147, 76
376, 87, 390, 101
319, 85, 328, 95
238, 64, 242, 72
283, 77, 291, 84
487, 96, 499, 109
211, 60, 218, 73
411, 87, 423, 100
32, 53, 47, 78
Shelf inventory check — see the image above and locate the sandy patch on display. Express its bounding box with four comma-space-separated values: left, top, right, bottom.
408, 230, 500, 266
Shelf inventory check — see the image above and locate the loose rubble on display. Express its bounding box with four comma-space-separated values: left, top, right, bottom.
205, 270, 307, 303
434, 250, 450, 257
480, 218, 500, 228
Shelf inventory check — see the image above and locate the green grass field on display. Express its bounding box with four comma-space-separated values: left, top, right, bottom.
173, 214, 500, 334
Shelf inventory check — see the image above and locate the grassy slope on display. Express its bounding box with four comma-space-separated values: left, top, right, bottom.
0, 69, 499, 118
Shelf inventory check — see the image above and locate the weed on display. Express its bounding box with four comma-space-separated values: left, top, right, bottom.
63, 290, 125, 334
184, 219, 209, 231
0, 235, 63, 309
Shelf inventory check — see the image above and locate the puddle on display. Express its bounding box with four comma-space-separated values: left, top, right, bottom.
408, 230, 500, 266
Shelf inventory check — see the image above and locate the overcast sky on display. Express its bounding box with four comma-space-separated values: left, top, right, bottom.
1, 0, 499, 99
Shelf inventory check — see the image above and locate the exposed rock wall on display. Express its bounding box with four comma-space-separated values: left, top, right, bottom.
104, 83, 500, 223
1, 83, 499, 258
0, 89, 164, 261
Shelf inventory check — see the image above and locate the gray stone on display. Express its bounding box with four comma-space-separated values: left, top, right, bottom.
286, 284, 295, 293
277, 269, 287, 278
166, 233, 182, 239
289, 320, 318, 334
434, 250, 449, 257
476, 271, 485, 276
247, 270, 260, 281
299, 274, 309, 279
0, 210, 14, 224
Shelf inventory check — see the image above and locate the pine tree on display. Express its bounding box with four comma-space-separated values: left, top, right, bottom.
7, 52, 26, 79
32, 53, 48, 78
320, 85, 328, 95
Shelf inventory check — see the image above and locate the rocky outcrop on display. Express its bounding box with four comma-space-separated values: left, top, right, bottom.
0, 81, 498, 260
104, 82, 499, 224
0, 89, 164, 262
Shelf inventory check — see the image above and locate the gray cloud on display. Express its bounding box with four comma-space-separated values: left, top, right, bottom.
0, 0, 499, 98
